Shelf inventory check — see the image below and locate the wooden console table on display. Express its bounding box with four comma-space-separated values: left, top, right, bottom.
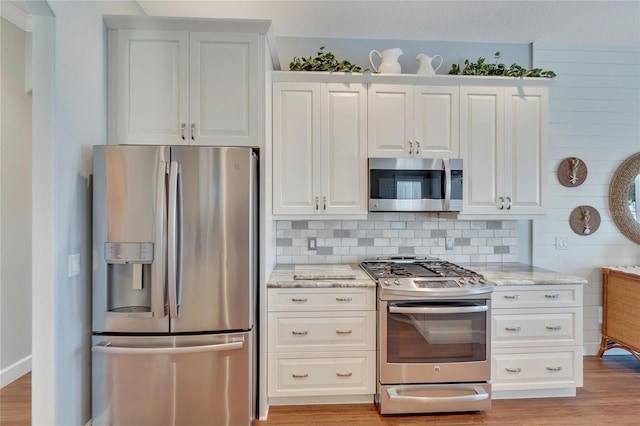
598, 267, 640, 361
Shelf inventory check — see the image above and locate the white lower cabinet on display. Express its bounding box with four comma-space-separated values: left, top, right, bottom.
491, 285, 584, 399
267, 287, 376, 404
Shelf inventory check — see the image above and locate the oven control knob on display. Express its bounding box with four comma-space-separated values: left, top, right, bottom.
394, 279, 401, 286
479, 277, 487, 284
383, 279, 390, 286
469, 277, 477, 284
458, 277, 466, 285
434, 366, 441, 372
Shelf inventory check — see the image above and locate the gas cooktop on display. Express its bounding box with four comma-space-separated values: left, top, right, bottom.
360, 256, 493, 299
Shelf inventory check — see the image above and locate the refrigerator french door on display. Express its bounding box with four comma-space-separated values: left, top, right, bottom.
92, 145, 257, 426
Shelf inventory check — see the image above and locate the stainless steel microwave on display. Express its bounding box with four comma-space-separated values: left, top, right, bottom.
368, 158, 463, 212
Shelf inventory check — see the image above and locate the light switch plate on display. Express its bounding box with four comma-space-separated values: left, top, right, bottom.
555, 236, 569, 250
68, 254, 80, 277
307, 237, 317, 250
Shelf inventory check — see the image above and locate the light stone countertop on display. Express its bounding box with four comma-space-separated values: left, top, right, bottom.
465, 263, 588, 286
267, 264, 376, 288
267, 262, 587, 289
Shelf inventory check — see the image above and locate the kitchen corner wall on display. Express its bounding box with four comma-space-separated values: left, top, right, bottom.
532, 44, 640, 355
276, 215, 518, 264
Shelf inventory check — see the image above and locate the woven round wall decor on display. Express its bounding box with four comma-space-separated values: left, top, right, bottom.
569, 205, 600, 236
558, 157, 588, 187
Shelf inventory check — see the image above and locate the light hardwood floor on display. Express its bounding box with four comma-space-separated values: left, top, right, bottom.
0, 372, 30, 425
2, 356, 638, 425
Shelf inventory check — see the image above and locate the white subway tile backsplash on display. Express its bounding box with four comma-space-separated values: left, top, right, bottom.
275, 217, 518, 263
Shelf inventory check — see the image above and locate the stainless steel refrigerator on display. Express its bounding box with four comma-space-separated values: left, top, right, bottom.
91, 145, 257, 426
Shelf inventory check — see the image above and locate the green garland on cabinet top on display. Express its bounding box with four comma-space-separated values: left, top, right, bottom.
289, 46, 368, 72
448, 52, 556, 78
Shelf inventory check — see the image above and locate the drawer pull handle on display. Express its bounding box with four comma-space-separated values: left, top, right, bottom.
336, 329, 353, 335
546, 366, 563, 372
292, 373, 308, 378
336, 297, 353, 302
546, 325, 563, 331
291, 298, 308, 303
545, 294, 562, 299
504, 295, 520, 300
336, 372, 353, 377
505, 326, 522, 332
505, 367, 522, 373
291, 331, 308, 336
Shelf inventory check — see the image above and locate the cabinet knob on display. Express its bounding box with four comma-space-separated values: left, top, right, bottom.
336, 297, 353, 302
190, 123, 196, 141
315, 196, 319, 210
546, 325, 563, 331
336, 329, 353, 335
291, 297, 308, 303
180, 123, 186, 140
546, 366, 563, 372
415, 140, 421, 155
505, 326, 522, 332
323, 196, 327, 210
504, 294, 521, 300
545, 294, 561, 299
499, 197, 505, 210
506, 196, 512, 210
291, 330, 308, 336
505, 367, 522, 373
292, 373, 309, 378
336, 372, 353, 377
408, 140, 413, 155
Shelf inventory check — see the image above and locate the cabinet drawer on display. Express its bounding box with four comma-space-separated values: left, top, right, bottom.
268, 311, 376, 352
492, 311, 579, 347
492, 351, 575, 385
492, 286, 582, 308
268, 288, 375, 312
267, 351, 375, 397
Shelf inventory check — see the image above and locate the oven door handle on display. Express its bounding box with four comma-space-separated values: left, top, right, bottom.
388, 305, 488, 314
387, 385, 489, 403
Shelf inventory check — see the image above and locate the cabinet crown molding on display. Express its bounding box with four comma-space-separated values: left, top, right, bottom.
273, 70, 554, 87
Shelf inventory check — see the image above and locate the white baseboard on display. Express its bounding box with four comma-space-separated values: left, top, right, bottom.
0, 354, 32, 388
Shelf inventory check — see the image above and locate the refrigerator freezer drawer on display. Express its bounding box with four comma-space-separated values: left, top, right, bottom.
92, 332, 254, 426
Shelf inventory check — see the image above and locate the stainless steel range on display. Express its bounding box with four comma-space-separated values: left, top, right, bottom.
361, 256, 493, 415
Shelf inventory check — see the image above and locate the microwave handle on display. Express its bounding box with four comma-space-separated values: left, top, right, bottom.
443, 158, 451, 211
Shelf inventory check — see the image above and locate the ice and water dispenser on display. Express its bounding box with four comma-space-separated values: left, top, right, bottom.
105, 242, 154, 315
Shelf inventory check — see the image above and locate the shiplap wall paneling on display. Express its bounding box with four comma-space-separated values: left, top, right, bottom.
532, 44, 640, 355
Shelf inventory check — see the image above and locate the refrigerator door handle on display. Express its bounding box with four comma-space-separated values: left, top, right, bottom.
167, 160, 179, 319
153, 160, 168, 318
92, 338, 245, 355
176, 163, 184, 315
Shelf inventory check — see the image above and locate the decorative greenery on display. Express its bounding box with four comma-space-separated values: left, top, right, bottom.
448, 52, 556, 78
289, 46, 368, 72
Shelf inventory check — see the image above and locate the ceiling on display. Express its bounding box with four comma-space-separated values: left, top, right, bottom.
5, 1, 639, 47
135, 0, 640, 47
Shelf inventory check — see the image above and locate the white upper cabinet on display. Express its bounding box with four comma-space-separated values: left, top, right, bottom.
110, 29, 259, 146
368, 84, 459, 158
460, 86, 548, 216
273, 81, 367, 216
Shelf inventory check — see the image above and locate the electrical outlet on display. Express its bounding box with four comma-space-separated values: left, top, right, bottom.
307, 237, 317, 250
445, 237, 455, 250
555, 236, 569, 250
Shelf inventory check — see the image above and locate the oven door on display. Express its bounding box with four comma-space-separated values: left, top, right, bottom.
379, 298, 490, 384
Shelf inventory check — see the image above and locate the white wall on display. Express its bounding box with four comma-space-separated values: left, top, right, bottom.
29, 1, 143, 423
0, 17, 33, 387
532, 44, 640, 355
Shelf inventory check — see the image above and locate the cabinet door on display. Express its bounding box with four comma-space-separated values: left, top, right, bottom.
114, 30, 189, 145
460, 87, 505, 215
504, 87, 548, 214
273, 83, 321, 215
321, 84, 368, 215
190, 32, 258, 146
367, 84, 412, 157
413, 86, 460, 158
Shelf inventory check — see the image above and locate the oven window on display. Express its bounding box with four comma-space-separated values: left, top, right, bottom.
386, 301, 487, 364
370, 170, 444, 200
